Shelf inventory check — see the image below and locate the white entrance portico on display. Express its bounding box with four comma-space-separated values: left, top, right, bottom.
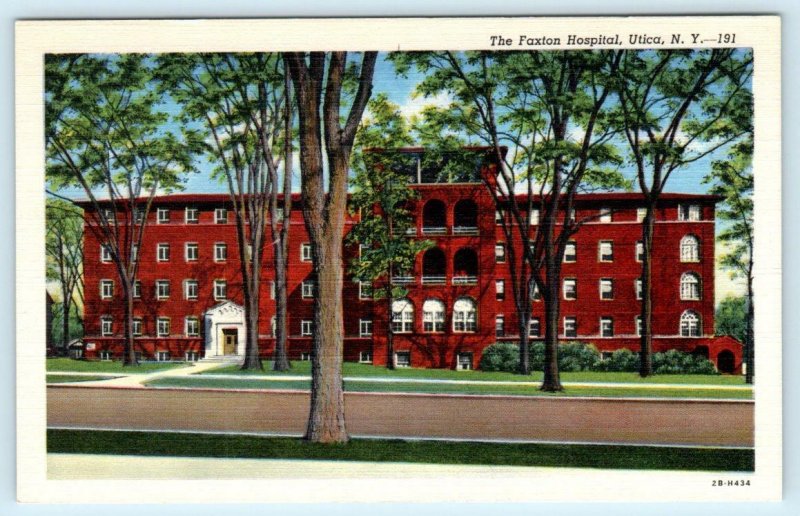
204, 301, 246, 358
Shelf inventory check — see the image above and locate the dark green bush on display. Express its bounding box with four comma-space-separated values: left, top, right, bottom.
653, 349, 718, 375
557, 342, 601, 372
478, 342, 520, 372
594, 348, 640, 372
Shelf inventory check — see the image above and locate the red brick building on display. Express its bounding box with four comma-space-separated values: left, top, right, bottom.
79, 149, 742, 373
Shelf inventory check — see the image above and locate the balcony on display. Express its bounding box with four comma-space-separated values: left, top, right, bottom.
421, 275, 446, 285
422, 226, 447, 236
452, 226, 479, 236
405, 227, 417, 236
391, 276, 416, 285
452, 275, 478, 286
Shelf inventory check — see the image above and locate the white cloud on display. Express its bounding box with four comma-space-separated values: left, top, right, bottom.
396, 91, 454, 122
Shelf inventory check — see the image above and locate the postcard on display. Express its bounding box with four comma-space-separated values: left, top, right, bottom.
16, 16, 781, 503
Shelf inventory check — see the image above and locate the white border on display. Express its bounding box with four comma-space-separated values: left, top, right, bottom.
16, 16, 781, 503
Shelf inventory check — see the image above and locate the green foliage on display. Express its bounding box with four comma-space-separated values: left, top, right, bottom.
715, 296, 748, 343
594, 349, 640, 373
653, 350, 718, 375
50, 302, 84, 347
478, 342, 521, 372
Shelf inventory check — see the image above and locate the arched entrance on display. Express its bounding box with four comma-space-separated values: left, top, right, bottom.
204, 301, 246, 358
717, 349, 736, 374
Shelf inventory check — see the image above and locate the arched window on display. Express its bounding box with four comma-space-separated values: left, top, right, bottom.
422, 199, 447, 234
680, 310, 701, 337
680, 235, 700, 262
453, 199, 478, 233
422, 247, 446, 284
453, 247, 478, 285
422, 299, 445, 333
391, 298, 414, 334
680, 272, 701, 300
453, 297, 477, 333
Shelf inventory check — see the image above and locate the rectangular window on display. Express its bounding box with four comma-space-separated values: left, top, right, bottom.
132, 317, 142, 336
300, 352, 311, 361
185, 317, 200, 337
101, 316, 113, 336
598, 241, 614, 262
359, 281, 372, 300
157, 243, 170, 262
568, 208, 576, 223
563, 278, 577, 300
457, 352, 473, 371
133, 208, 144, 224
495, 209, 503, 225
301, 243, 312, 262
100, 280, 114, 299
185, 207, 199, 224
131, 244, 139, 262
392, 309, 414, 334
157, 208, 170, 224
132, 280, 141, 299
359, 319, 373, 337
564, 241, 577, 263
564, 317, 577, 338
184, 280, 199, 300
599, 207, 612, 223
213, 280, 227, 301
302, 280, 316, 299
529, 280, 541, 301
215, 208, 228, 224
100, 244, 112, 263
99, 350, 113, 361
636, 208, 647, 222
635, 279, 643, 300
394, 351, 411, 368
530, 208, 539, 225
496, 279, 505, 301
529, 317, 541, 337
495, 243, 506, 263
600, 317, 614, 337
214, 243, 227, 262
636, 316, 643, 337
185, 243, 199, 262
185, 351, 200, 362
600, 278, 614, 300
495, 315, 505, 337
301, 320, 313, 336
636, 241, 644, 262
156, 280, 170, 300
157, 317, 170, 337
270, 281, 276, 300
156, 351, 170, 362
359, 351, 373, 363
102, 209, 114, 222
679, 204, 701, 221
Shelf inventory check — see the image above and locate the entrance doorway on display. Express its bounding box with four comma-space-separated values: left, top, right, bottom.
717, 350, 736, 374
222, 329, 238, 355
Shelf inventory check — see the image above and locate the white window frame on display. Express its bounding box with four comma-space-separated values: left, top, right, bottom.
457, 352, 473, 371
100, 244, 112, 263
394, 351, 411, 368
599, 206, 612, 223
301, 320, 313, 336
563, 278, 577, 300
679, 204, 701, 221
528, 317, 541, 337
185, 351, 200, 362
598, 241, 614, 262
155, 280, 170, 300
270, 281, 276, 300
563, 241, 577, 263
300, 352, 311, 361
680, 235, 700, 263
680, 310, 702, 337
100, 316, 113, 336
99, 350, 113, 361
635, 278, 643, 300
359, 281, 372, 300
185, 242, 199, 262
132, 280, 142, 299
132, 317, 143, 336
301, 280, 316, 299
529, 208, 540, 225
529, 279, 541, 301
600, 317, 614, 338
156, 208, 170, 224
184, 280, 199, 300
214, 243, 228, 262
359, 351, 373, 363
636, 316, 642, 337
157, 243, 170, 262
213, 280, 227, 301
156, 351, 171, 362
131, 244, 138, 262
495, 279, 505, 300
359, 319, 373, 337
100, 279, 114, 300
185, 207, 199, 224
392, 298, 415, 334
495, 243, 506, 263
680, 272, 701, 301
453, 297, 477, 333
636, 241, 644, 263
301, 243, 312, 262
185, 317, 200, 337
157, 317, 170, 337
636, 207, 647, 222
563, 316, 577, 338
133, 208, 144, 224
215, 208, 228, 224
422, 299, 445, 333
600, 278, 614, 300
495, 314, 505, 337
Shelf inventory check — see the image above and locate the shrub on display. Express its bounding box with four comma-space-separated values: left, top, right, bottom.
558, 342, 601, 372
595, 348, 640, 372
653, 349, 718, 375
478, 342, 520, 372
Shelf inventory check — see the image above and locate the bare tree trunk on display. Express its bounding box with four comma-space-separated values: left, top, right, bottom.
272, 249, 291, 370
744, 262, 754, 384
242, 288, 263, 369
386, 287, 395, 370
122, 280, 138, 366
639, 205, 655, 377
541, 275, 563, 392
518, 311, 531, 375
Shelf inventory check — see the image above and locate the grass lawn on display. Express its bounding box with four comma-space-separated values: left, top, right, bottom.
203, 361, 747, 386
46, 374, 117, 384
147, 376, 752, 399
46, 429, 754, 472
46, 358, 188, 374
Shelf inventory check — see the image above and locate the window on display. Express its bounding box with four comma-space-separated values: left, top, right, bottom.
301, 320, 313, 336
453, 297, 477, 333
270, 281, 276, 300
100, 244, 112, 263
394, 351, 411, 368
157, 243, 170, 262
599, 241, 614, 262
359, 351, 373, 363
214, 280, 227, 301
100, 280, 114, 299
132, 317, 142, 336
102, 209, 114, 222
184, 280, 199, 300
185, 317, 200, 337
529, 317, 541, 337
636, 208, 647, 222
563, 317, 577, 338
271, 317, 276, 337
636, 241, 644, 262
301, 243, 312, 262
495, 243, 506, 263
300, 352, 311, 361
599, 206, 612, 223
185, 243, 199, 262
157, 208, 170, 224
133, 208, 144, 224
680, 272, 701, 300
564, 241, 577, 263
392, 298, 414, 334
563, 278, 577, 300
636, 316, 642, 336
99, 350, 113, 361
635, 279, 643, 300
422, 299, 445, 333
457, 352, 473, 371
600, 278, 614, 300
568, 208, 576, 223
156, 351, 170, 362
495, 315, 505, 337
529, 279, 541, 301
359, 319, 373, 337
157, 317, 170, 337
530, 208, 540, 225
131, 244, 139, 262
132, 280, 141, 299
215, 208, 228, 224
680, 310, 701, 337
679, 204, 701, 221
680, 235, 700, 262
359, 281, 372, 300
185, 351, 200, 362
214, 243, 227, 262
496, 280, 505, 301
156, 280, 170, 300
495, 209, 503, 225
185, 207, 199, 224
101, 316, 113, 336
600, 317, 614, 337
302, 280, 316, 299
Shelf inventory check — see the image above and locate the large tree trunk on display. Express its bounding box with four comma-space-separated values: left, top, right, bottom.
121, 279, 138, 366
518, 312, 531, 375
272, 247, 291, 371
639, 204, 656, 377
242, 286, 263, 369
541, 275, 563, 392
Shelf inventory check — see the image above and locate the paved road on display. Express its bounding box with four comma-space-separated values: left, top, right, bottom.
47, 386, 754, 447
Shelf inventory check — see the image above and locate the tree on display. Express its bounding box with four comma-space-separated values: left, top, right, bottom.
45, 199, 84, 351
715, 295, 748, 345
347, 94, 433, 370
613, 49, 753, 377
46, 54, 197, 366
392, 51, 625, 391
283, 51, 378, 442
157, 53, 295, 371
